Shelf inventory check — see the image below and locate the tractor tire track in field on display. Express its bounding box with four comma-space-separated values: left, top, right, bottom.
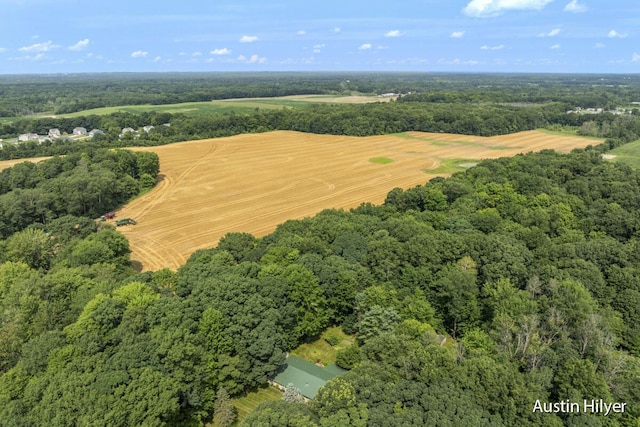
125, 141, 218, 220
118, 130, 599, 271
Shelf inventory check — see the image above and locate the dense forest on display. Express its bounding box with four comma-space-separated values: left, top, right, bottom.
1, 73, 639, 426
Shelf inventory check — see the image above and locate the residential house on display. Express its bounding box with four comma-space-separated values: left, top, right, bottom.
48, 128, 61, 139
89, 129, 105, 137
73, 127, 87, 136
18, 133, 39, 142
143, 125, 155, 133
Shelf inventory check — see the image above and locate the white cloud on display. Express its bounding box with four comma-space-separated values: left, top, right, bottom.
237, 54, 266, 64
11, 52, 46, 61
211, 48, 231, 55
239, 35, 259, 43
384, 30, 402, 38
358, 43, 372, 50
564, 0, 587, 12
463, 0, 553, 17
550, 44, 561, 49
450, 31, 465, 38
539, 28, 561, 37
18, 40, 59, 52
334, 27, 341, 33
608, 30, 627, 38
633, 53, 640, 63
68, 38, 90, 51
313, 43, 325, 54
594, 43, 605, 48
0, 48, 7, 53
153, 56, 162, 63
480, 44, 505, 50
439, 58, 480, 65
297, 30, 306, 35
130, 50, 148, 58
192, 51, 202, 57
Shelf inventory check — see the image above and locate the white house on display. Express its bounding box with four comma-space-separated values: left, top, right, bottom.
89, 129, 105, 137
18, 133, 39, 142
73, 127, 87, 136
48, 128, 61, 138
143, 125, 154, 133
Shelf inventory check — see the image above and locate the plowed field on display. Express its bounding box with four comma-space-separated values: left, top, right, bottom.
116, 130, 598, 271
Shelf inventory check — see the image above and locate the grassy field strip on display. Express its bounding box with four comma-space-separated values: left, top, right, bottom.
26, 95, 387, 120
607, 139, 640, 168
291, 327, 354, 366
231, 387, 283, 422
394, 131, 516, 150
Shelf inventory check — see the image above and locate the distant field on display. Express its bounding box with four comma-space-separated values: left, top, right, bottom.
113, 129, 599, 271
31, 94, 391, 119
0, 156, 51, 171
607, 139, 640, 168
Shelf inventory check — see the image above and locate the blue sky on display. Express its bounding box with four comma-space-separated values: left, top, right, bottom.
0, 0, 638, 74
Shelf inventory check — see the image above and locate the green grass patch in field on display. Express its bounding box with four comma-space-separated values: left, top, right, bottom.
25, 95, 373, 122
291, 327, 354, 366
392, 132, 513, 149
538, 126, 604, 141
369, 157, 394, 164
39, 100, 290, 119
427, 158, 480, 174
607, 139, 640, 169
232, 386, 283, 422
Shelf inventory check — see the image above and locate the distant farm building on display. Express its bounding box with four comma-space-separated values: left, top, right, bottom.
48, 128, 61, 138
73, 127, 87, 136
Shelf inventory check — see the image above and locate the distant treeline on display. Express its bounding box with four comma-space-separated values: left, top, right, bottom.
2, 72, 640, 116
3, 101, 640, 160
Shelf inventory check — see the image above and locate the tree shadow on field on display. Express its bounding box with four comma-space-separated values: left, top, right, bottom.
130, 260, 143, 273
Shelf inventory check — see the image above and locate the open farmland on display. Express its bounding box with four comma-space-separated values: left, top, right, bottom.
114, 129, 599, 271
31, 94, 391, 120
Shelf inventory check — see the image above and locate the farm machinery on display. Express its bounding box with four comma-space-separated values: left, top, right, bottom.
100, 212, 116, 221
115, 218, 137, 226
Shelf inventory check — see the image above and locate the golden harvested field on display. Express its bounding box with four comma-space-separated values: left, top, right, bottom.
116, 129, 598, 272
0, 156, 51, 171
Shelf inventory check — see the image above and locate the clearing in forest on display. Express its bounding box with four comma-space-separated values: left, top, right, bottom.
115, 130, 598, 271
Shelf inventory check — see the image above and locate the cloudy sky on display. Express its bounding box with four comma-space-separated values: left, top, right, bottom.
0, 0, 638, 74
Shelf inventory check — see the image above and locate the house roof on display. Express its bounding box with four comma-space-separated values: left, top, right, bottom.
272, 355, 346, 399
